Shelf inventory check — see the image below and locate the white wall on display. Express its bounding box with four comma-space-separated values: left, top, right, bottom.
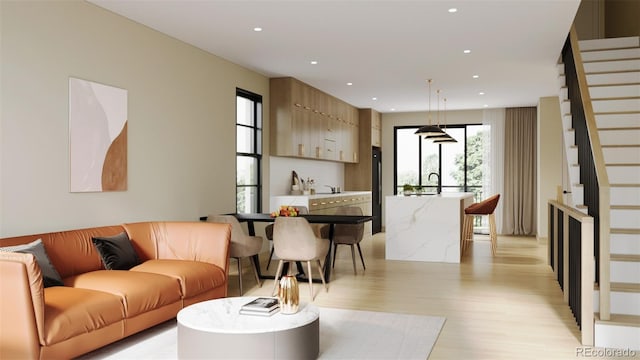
269, 156, 344, 200
0, 1, 270, 236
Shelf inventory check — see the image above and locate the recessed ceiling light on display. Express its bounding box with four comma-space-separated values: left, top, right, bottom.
472, 75, 480, 79
253, 27, 263, 32
448, 8, 458, 13
479, 92, 485, 95
463, 49, 471, 54
390, 108, 396, 111
372, 97, 377, 101
483, 104, 489, 107
310, 60, 318, 65
346, 82, 353, 86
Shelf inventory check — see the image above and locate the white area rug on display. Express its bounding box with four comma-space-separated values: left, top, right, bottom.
79, 307, 445, 359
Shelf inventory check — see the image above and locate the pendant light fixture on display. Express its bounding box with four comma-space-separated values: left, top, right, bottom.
423, 89, 451, 141
433, 97, 458, 143
414, 79, 446, 137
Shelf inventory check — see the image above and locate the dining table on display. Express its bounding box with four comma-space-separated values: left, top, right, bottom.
231, 213, 373, 283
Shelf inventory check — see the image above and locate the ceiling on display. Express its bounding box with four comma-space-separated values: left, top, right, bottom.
89, 0, 581, 113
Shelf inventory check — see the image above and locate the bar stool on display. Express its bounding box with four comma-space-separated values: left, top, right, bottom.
462, 194, 500, 255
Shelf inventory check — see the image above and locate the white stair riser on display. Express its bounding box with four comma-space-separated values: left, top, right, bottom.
603, 147, 640, 164
582, 48, 640, 62
563, 115, 573, 130
567, 147, 578, 165
610, 209, 640, 229
560, 87, 568, 101
607, 166, 640, 184
596, 113, 640, 128
594, 290, 640, 316
584, 59, 640, 73
599, 129, 640, 145
611, 233, 640, 256
594, 323, 640, 351
579, 36, 640, 51
572, 185, 584, 206
586, 71, 640, 86
561, 100, 571, 115
589, 84, 640, 99
569, 166, 580, 183
592, 98, 640, 113
564, 130, 576, 147
610, 187, 640, 207
611, 261, 640, 283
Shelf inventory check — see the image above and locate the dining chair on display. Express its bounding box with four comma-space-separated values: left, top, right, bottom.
208, 215, 263, 295
264, 206, 329, 269
332, 206, 366, 274
461, 194, 501, 255
271, 216, 329, 300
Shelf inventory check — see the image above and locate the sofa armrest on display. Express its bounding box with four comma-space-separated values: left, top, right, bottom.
0, 252, 45, 359
123, 222, 231, 272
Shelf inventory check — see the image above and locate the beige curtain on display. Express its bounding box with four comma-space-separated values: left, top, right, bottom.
503, 107, 537, 235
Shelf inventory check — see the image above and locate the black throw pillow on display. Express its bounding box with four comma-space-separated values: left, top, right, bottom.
92, 232, 140, 270
0, 239, 65, 287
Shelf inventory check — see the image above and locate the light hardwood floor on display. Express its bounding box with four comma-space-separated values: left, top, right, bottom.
234, 232, 591, 360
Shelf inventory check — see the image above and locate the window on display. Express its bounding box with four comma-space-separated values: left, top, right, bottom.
236, 89, 262, 213
394, 124, 489, 200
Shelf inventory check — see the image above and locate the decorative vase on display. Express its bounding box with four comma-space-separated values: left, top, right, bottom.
278, 274, 299, 314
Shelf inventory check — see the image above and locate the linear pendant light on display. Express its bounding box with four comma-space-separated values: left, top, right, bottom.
424, 89, 452, 140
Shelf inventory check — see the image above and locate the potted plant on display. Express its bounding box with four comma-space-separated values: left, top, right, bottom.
402, 184, 414, 196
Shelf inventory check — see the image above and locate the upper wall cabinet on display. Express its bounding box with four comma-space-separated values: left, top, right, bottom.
270, 77, 359, 163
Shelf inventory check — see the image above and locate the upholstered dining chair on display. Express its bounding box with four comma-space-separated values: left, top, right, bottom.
461, 194, 501, 256
264, 206, 329, 270
332, 206, 366, 275
271, 216, 329, 300
208, 215, 263, 295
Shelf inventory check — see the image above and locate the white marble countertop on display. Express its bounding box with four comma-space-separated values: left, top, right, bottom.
177, 297, 319, 334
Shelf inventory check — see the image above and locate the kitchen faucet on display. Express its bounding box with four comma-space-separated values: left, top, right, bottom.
427, 172, 441, 194
325, 185, 341, 194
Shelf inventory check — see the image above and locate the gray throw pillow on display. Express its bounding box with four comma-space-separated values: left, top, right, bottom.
92, 232, 140, 270
0, 239, 65, 287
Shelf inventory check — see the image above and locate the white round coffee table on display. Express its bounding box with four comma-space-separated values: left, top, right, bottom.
177, 297, 319, 359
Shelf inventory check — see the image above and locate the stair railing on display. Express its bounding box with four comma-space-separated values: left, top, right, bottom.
548, 200, 594, 345
561, 25, 611, 321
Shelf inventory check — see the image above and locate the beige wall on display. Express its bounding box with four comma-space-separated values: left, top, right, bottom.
0, 1, 269, 236
537, 97, 563, 240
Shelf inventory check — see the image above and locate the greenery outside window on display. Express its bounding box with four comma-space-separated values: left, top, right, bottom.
236, 89, 262, 213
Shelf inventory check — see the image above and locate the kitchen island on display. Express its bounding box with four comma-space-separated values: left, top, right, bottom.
385, 192, 474, 263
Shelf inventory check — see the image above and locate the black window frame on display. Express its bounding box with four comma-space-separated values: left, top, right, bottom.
236, 88, 263, 214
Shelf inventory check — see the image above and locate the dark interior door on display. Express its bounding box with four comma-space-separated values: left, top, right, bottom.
372, 147, 382, 234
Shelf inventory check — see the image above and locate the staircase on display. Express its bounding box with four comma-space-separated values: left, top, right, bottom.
559, 36, 640, 350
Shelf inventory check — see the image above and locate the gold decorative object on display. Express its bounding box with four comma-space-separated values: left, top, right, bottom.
278, 274, 300, 314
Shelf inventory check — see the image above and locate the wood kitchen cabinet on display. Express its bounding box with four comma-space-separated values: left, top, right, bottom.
270, 77, 359, 163
345, 108, 381, 190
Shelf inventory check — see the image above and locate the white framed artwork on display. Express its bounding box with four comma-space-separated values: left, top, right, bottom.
69, 77, 128, 192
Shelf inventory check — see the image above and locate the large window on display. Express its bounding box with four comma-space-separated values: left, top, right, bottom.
236, 89, 262, 213
394, 124, 489, 202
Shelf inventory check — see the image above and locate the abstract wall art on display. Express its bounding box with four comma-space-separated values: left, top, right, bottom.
69, 77, 128, 192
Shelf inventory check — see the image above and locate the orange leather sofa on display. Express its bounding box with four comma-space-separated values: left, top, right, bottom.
0, 221, 231, 359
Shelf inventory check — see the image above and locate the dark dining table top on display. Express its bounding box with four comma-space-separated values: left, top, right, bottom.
232, 213, 373, 225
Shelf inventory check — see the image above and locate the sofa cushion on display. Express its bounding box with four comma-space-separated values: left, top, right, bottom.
131, 259, 227, 298
92, 232, 141, 270
0, 239, 64, 288
43, 286, 124, 345
65, 270, 181, 318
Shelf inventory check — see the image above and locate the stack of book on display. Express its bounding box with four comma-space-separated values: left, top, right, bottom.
239, 297, 280, 316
